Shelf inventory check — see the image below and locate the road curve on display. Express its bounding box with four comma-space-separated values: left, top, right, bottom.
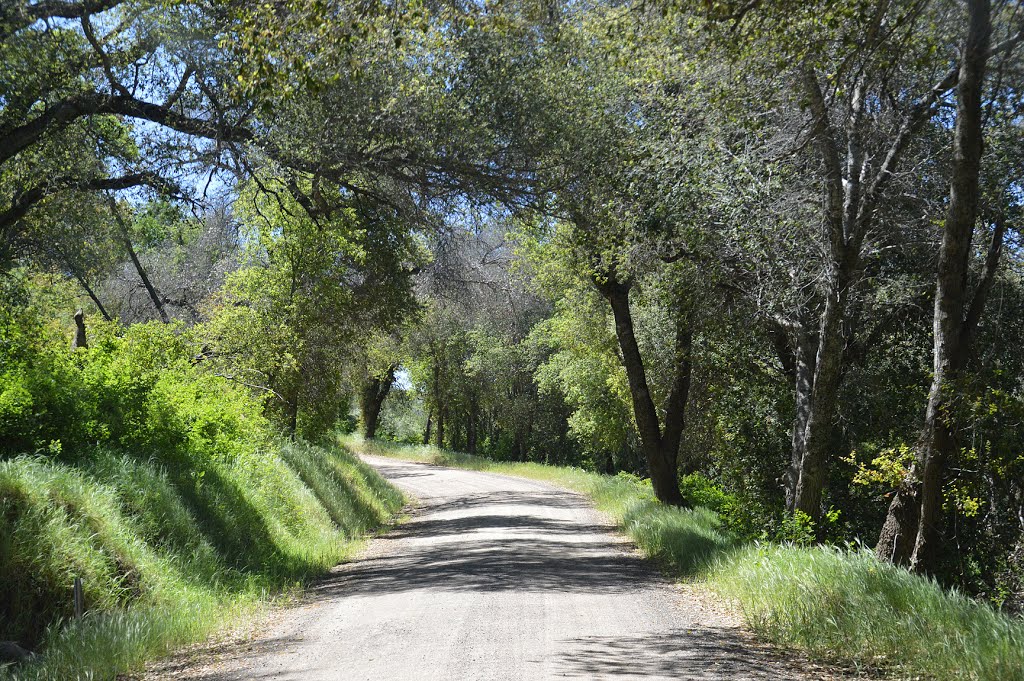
184, 456, 825, 680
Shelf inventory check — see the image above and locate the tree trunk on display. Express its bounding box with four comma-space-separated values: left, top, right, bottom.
793, 262, 854, 523
71, 308, 88, 350
423, 408, 432, 445
784, 323, 817, 511
877, 0, 992, 572
108, 196, 169, 323
787, 70, 861, 526
434, 407, 445, 449
599, 279, 690, 507
360, 365, 396, 439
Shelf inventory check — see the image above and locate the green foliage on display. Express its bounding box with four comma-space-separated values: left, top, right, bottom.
678, 473, 734, 515
0, 287, 403, 678
530, 284, 633, 459
845, 444, 916, 488
205, 175, 421, 439
377, 387, 425, 443
130, 200, 195, 249
775, 510, 817, 546
0, 313, 268, 463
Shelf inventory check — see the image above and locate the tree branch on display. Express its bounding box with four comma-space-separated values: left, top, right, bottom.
106, 194, 170, 323
0, 171, 173, 232
961, 218, 1007, 352
801, 68, 846, 254
859, 24, 1022, 218
1, 0, 127, 38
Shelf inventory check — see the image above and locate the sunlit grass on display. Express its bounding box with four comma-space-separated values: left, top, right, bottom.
0, 440, 403, 681
713, 544, 1024, 680
346, 435, 1024, 680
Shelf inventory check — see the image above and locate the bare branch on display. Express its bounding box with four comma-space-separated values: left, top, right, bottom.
80, 12, 132, 97
1, 0, 127, 38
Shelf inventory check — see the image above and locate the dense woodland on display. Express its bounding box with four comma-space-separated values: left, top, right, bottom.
2, 0, 1024, 653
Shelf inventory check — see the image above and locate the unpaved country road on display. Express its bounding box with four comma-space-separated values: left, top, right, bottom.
160, 456, 836, 681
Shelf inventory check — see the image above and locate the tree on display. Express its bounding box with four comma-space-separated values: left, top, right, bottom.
672, 0, 1016, 527
206, 175, 420, 437
457, 0, 716, 504
1, 0, 536, 276
357, 330, 404, 439
877, 0, 1023, 571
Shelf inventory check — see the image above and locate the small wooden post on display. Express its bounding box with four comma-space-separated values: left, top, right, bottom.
73, 577, 83, 619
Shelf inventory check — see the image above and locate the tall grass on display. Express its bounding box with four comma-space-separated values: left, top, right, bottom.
0, 440, 403, 681
714, 544, 1024, 680
347, 436, 1024, 680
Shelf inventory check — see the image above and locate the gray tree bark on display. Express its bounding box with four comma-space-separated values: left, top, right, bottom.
783, 323, 817, 511
877, 0, 994, 571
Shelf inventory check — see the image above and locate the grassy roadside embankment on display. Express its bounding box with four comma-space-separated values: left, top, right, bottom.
0, 312, 406, 680
345, 436, 1024, 681
0, 439, 403, 681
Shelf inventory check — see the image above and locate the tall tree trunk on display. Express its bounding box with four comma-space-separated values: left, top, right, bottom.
877, 0, 992, 572
779, 15, 980, 530
794, 262, 855, 522
360, 365, 396, 439
784, 70, 857, 525
599, 279, 690, 507
107, 197, 169, 323
423, 408, 433, 446
434, 407, 445, 449
783, 323, 818, 511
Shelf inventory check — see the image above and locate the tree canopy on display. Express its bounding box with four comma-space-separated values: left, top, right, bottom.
3, 0, 1024, 612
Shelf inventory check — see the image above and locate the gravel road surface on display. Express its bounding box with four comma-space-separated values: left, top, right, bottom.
161, 456, 833, 680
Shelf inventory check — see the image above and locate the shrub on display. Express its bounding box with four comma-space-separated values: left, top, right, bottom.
0, 294, 404, 679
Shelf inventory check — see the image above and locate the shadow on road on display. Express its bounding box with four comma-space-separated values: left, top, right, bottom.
297, 485, 655, 599
308, 522, 652, 599
553, 629, 807, 680
145, 461, 849, 681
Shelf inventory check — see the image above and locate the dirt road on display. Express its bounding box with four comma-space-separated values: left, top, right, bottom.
167, 456, 830, 680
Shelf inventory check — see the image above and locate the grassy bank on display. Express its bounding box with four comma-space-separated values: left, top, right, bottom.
0, 439, 403, 681
346, 436, 1024, 681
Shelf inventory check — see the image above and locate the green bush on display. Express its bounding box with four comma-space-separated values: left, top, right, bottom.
0, 312, 270, 466
0, 294, 404, 679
